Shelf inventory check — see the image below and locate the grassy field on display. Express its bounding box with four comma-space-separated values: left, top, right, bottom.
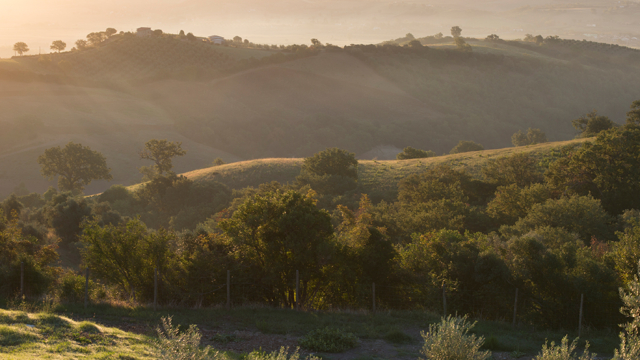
179, 138, 591, 197
0, 308, 155, 359
0, 303, 619, 359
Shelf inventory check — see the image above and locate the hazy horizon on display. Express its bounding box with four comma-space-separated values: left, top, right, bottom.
2, 0, 639, 58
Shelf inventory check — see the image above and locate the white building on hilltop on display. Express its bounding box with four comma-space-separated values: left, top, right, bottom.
208, 35, 225, 44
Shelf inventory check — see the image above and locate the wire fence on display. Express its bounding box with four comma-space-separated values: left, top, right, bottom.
13, 263, 626, 332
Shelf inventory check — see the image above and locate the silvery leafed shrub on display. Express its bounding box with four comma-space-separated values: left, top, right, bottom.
534, 336, 595, 360
419, 315, 491, 360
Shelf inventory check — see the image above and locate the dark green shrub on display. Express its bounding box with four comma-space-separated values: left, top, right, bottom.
59, 272, 95, 303
299, 327, 358, 353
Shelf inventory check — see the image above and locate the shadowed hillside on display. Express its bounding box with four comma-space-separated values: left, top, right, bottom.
1, 34, 639, 196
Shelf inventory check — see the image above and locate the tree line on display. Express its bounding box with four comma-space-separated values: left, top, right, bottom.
1, 100, 640, 330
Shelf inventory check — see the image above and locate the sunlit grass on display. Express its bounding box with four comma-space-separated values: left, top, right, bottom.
178, 138, 591, 196
0, 309, 155, 359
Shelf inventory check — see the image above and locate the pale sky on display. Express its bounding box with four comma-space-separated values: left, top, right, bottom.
1, 0, 638, 58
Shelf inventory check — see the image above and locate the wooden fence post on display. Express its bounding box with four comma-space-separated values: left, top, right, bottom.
153, 267, 158, 311
84, 267, 89, 309
20, 261, 24, 298
512, 288, 518, 329
372, 282, 376, 314
296, 270, 300, 311
579, 294, 584, 337
443, 282, 447, 317
227, 270, 231, 308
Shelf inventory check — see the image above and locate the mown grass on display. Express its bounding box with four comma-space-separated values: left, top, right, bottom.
179, 138, 590, 198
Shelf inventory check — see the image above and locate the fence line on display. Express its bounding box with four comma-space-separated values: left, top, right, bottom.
13, 268, 620, 331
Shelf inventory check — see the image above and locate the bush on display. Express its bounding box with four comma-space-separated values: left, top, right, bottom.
247, 347, 321, 360
450, 140, 484, 154
59, 272, 95, 303
535, 336, 595, 360
152, 316, 223, 360
420, 315, 491, 360
298, 327, 358, 353
396, 146, 436, 160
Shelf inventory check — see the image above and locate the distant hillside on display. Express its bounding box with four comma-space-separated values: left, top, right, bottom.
1, 34, 639, 196
177, 138, 591, 200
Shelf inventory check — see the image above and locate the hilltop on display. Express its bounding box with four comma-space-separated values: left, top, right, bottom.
1, 32, 639, 196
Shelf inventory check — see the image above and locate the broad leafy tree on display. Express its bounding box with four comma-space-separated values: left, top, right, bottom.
512, 128, 548, 146
545, 126, 640, 214
86, 32, 105, 46
80, 219, 176, 301
482, 153, 543, 187
301, 147, 357, 179
75, 39, 88, 50
218, 189, 334, 307
451, 26, 462, 38
572, 110, 617, 138
13, 42, 29, 56
105, 28, 117, 38
625, 100, 640, 127
38, 142, 112, 192
50, 40, 66, 53
139, 139, 187, 178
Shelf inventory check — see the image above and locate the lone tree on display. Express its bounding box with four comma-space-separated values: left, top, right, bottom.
572, 110, 617, 138
450, 140, 484, 154
105, 28, 117, 38
302, 147, 358, 179
139, 139, 187, 178
50, 40, 66, 53
451, 26, 462, 38
13, 42, 29, 56
297, 148, 359, 195
38, 142, 112, 192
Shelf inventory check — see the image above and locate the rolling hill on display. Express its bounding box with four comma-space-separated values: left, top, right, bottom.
0, 33, 638, 197
175, 138, 591, 201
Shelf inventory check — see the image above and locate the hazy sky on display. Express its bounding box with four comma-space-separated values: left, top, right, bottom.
1, 0, 639, 58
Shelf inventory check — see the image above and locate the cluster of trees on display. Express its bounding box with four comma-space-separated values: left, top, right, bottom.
3, 101, 640, 331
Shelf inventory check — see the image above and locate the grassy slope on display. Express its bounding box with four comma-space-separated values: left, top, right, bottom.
0, 309, 154, 359
181, 138, 590, 195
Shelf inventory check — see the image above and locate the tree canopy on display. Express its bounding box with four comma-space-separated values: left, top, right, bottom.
450, 140, 484, 154
139, 139, 187, 178
37, 142, 112, 192
50, 40, 66, 53
301, 148, 358, 179
218, 189, 334, 307
396, 146, 436, 160
545, 126, 640, 214
13, 42, 29, 56
512, 128, 548, 147
572, 110, 618, 138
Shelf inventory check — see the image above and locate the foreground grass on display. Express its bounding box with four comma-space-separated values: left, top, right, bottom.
15, 302, 618, 358
0, 308, 155, 359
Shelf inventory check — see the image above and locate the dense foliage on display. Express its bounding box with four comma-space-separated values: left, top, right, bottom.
4, 101, 640, 334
